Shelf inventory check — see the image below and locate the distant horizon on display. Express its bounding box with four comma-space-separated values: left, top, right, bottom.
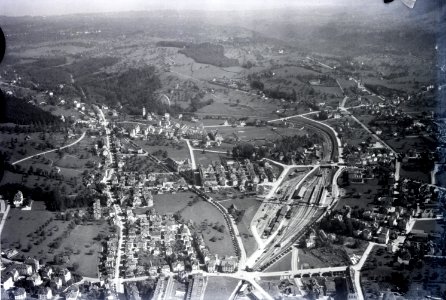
0, 0, 405, 18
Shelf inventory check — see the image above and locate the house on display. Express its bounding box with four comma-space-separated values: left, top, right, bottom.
220, 257, 237, 273
66, 286, 80, 300
4, 268, 19, 282
166, 157, 193, 172
12, 288, 27, 300
161, 265, 170, 274
28, 274, 43, 286
148, 266, 158, 277
1, 274, 14, 290
59, 268, 71, 283
125, 283, 141, 300
206, 260, 217, 273
397, 251, 411, 265
306, 232, 317, 248
13, 191, 24, 207
377, 228, 390, 244
362, 229, 372, 240
172, 261, 185, 273
50, 277, 63, 290
25, 257, 40, 272
16, 264, 33, 276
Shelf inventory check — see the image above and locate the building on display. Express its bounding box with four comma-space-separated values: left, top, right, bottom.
166, 157, 193, 172
12, 288, 27, 300
220, 257, 237, 273
377, 228, 390, 244
13, 191, 24, 207
186, 274, 207, 300
93, 199, 102, 220
125, 283, 141, 300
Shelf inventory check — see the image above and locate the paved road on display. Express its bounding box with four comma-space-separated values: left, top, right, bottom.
11, 131, 86, 165
185, 139, 197, 169
267, 111, 318, 124
0, 205, 11, 236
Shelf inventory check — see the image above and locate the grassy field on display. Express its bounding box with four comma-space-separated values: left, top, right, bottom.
299, 245, 350, 268
0, 170, 82, 197
0, 132, 68, 162
399, 169, 431, 183
1, 204, 110, 277
1, 206, 67, 262
218, 197, 261, 256
181, 201, 236, 257
412, 220, 443, 234
214, 125, 309, 146
151, 192, 197, 214
203, 277, 240, 300
194, 150, 231, 167
196, 89, 283, 119
335, 179, 381, 210
57, 222, 110, 277
264, 252, 292, 272
132, 139, 190, 161
151, 192, 236, 257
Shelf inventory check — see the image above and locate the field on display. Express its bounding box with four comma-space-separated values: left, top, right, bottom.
150, 192, 197, 214
218, 197, 261, 257
151, 192, 236, 257
194, 150, 231, 167
121, 156, 167, 173
297, 248, 328, 269
264, 252, 292, 272
196, 89, 285, 119
212, 125, 309, 145
335, 179, 382, 210
181, 201, 236, 257
412, 220, 444, 235
132, 139, 190, 161
0, 132, 68, 162
57, 222, 110, 277
0, 204, 110, 277
399, 169, 431, 183
299, 245, 350, 268
203, 277, 240, 300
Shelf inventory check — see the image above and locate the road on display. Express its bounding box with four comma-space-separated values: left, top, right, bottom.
267, 111, 318, 124
185, 139, 197, 169
11, 131, 86, 165
291, 247, 299, 272
351, 242, 378, 300
0, 205, 11, 236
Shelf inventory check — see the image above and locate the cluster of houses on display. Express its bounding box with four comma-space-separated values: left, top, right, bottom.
199, 159, 278, 192
1, 256, 73, 299
193, 235, 238, 273
320, 177, 445, 250
342, 143, 396, 170
124, 112, 207, 143
109, 172, 188, 198
102, 210, 201, 279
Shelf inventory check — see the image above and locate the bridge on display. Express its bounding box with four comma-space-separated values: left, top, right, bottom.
255, 266, 349, 278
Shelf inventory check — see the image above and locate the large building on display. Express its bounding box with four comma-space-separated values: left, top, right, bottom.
166, 158, 193, 172
186, 274, 207, 300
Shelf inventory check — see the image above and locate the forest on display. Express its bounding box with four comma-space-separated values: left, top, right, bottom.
77, 66, 167, 115
0, 93, 62, 126
179, 42, 239, 67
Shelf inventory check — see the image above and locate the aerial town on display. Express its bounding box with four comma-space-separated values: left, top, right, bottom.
0, 1, 445, 300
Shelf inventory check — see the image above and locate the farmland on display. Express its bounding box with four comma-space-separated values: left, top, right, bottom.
0, 204, 111, 277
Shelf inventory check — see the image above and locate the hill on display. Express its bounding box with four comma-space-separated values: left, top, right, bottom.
0, 93, 62, 126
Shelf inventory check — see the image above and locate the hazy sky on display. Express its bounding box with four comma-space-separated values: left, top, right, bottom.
0, 0, 383, 16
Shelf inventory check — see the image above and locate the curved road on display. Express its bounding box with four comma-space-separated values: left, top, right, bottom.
11, 132, 86, 165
